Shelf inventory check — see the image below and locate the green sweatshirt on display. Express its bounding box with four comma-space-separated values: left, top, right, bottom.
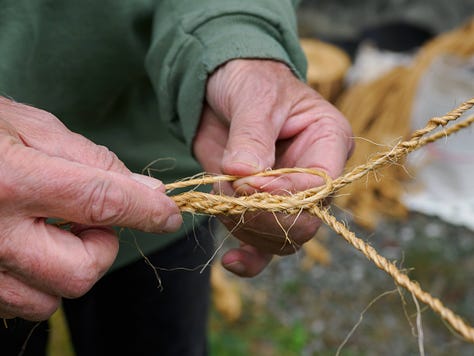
0, 0, 307, 270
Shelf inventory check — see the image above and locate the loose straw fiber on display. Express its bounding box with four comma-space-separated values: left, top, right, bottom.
334, 18, 474, 229
166, 98, 474, 342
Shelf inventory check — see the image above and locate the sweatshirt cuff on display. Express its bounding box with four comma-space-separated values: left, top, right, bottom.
153, 12, 307, 148
195, 14, 305, 79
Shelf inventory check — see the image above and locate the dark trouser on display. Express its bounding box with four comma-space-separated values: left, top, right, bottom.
1, 223, 214, 356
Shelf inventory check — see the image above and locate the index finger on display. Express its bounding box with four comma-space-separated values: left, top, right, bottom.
4, 140, 182, 233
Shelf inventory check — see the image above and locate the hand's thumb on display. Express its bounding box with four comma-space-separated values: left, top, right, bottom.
207, 60, 292, 176
220, 105, 284, 176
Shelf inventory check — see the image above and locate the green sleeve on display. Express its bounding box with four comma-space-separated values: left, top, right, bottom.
145, 0, 307, 147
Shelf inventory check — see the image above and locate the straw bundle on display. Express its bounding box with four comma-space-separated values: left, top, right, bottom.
300, 38, 351, 102
334, 18, 474, 229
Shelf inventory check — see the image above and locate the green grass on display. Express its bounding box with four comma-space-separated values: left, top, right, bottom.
210, 306, 309, 356
47, 308, 74, 356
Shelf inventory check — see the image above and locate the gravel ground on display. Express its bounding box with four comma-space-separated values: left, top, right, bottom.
219, 211, 474, 355
211, 3, 474, 355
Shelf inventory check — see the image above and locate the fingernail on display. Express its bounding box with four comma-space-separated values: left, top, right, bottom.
226, 150, 262, 170
163, 213, 183, 232
131, 173, 163, 190
223, 261, 246, 275
234, 182, 258, 195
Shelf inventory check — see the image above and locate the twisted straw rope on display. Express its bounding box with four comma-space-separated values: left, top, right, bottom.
166, 98, 474, 342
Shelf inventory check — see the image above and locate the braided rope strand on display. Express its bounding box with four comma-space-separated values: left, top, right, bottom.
312, 205, 474, 342
165, 98, 474, 342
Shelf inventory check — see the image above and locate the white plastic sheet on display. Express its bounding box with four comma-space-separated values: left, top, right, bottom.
403, 55, 474, 230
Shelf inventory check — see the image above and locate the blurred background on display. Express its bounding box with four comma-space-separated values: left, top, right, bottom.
298, 0, 474, 50
206, 1, 474, 355
48, 1, 474, 355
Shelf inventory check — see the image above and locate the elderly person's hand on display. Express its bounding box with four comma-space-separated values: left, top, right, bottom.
193, 59, 353, 277
0, 98, 182, 320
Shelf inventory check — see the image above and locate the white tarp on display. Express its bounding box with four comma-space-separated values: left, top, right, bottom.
403, 55, 474, 230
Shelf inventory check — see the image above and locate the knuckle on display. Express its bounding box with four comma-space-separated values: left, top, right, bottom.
315, 115, 353, 145
28, 297, 60, 321
66, 132, 127, 173
310, 118, 341, 138
237, 127, 273, 152
0, 140, 27, 206
1, 288, 25, 311
85, 179, 127, 225
62, 261, 99, 298
92, 144, 125, 172
37, 110, 63, 127
0, 285, 60, 321
28, 109, 68, 136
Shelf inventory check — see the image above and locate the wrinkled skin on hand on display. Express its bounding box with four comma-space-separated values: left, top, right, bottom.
194, 59, 353, 277
0, 98, 182, 320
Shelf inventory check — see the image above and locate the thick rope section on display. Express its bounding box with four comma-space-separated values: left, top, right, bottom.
167, 99, 474, 214
166, 98, 474, 342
